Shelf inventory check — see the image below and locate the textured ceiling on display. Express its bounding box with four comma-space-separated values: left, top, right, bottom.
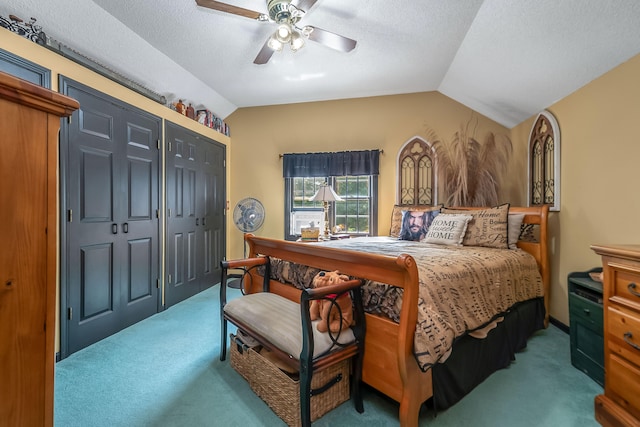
1, 0, 639, 128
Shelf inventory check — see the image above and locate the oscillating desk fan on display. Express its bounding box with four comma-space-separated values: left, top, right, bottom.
228, 197, 265, 289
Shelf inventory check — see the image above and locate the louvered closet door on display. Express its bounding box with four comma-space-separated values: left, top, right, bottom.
165, 122, 225, 307
61, 78, 160, 356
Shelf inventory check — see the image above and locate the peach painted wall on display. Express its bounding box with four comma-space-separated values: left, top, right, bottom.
511, 53, 640, 325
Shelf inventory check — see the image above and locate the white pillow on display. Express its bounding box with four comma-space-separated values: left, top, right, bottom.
508, 213, 525, 249
422, 214, 473, 246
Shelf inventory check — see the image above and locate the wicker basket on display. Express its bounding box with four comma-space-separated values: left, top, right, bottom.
230, 334, 350, 427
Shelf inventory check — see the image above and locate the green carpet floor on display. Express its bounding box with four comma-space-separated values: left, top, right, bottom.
55, 286, 603, 426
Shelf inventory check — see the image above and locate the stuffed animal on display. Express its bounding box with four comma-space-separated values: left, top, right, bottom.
309, 270, 355, 333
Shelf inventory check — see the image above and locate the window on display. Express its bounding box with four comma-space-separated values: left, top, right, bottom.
282, 150, 380, 240
334, 175, 374, 234
285, 176, 378, 240
528, 111, 560, 211
288, 177, 324, 236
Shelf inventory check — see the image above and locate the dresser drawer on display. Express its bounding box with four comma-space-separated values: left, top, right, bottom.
608, 306, 640, 368
610, 265, 640, 310
607, 353, 640, 420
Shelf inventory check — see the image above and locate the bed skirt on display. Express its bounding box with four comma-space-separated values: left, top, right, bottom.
431, 297, 546, 410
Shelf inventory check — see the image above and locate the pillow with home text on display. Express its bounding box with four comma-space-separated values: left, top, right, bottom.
441, 203, 510, 249
422, 214, 473, 246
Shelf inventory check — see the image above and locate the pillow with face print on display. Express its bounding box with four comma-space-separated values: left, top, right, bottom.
389, 205, 441, 238
398, 210, 439, 241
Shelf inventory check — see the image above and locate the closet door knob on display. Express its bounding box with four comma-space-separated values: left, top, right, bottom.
112, 223, 118, 234
122, 223, 129, 233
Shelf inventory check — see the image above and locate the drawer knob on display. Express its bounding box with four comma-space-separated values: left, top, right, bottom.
623, 332, 640, 351
583, 308, 591, 316
629, 282, 640, 298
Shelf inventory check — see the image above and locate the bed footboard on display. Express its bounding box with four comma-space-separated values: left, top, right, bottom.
244, 236, 428, 427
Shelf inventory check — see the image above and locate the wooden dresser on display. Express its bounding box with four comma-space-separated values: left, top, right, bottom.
591, 244, 640, 427
0, 71, 78, 425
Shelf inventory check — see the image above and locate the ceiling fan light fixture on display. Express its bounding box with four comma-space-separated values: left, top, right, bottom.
267, 34, 284, 51
290, 30, 305, 52
275, 23, 292, 43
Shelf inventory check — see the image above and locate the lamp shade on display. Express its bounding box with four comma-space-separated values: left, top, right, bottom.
267, 34, 284, 51
290, 30, 305, 52
275, 23, 292, 43
310, 184, 342, 202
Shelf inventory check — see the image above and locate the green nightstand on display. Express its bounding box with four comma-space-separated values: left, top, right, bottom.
568, 268, 604, 386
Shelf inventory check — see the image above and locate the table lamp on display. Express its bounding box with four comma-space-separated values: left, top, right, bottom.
310, 183, 342, 239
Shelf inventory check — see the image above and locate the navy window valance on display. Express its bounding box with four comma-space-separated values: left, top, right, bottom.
282, 150, 380, 178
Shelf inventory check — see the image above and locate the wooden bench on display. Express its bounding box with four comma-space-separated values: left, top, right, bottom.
219, 257, 366, 426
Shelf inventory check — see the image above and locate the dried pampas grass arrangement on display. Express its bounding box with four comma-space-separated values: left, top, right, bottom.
428, 119, 512, 207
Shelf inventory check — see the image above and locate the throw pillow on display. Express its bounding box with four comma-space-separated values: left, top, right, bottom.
422, 214, 473, 246
389, 204, 441, 238
441, 203, 510, 249
507, 213, 525, 249
398, 210, 440, 241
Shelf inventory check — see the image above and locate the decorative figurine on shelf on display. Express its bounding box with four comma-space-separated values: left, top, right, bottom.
175, 99, 186, 115
0, 14, 46, 45
186, 103, 195, 120
196, 110, 207, 125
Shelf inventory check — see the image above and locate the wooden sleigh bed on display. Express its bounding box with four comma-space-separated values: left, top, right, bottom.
239, 205, 550, 427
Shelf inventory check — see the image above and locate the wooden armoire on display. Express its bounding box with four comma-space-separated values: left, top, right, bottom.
0, 71, 79, 425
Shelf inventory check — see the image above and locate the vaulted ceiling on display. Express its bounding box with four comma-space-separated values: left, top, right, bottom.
2, 0, 639, 128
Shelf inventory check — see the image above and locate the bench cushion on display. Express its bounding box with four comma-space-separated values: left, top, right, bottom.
224, 293, 355, 359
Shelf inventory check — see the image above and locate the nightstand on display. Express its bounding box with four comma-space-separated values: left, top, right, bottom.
569, 268, 604, 386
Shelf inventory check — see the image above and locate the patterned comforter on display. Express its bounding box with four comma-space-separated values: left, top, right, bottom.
265, 236, 544, 371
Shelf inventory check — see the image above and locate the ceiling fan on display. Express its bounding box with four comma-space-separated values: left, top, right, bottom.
195, 0, 357, 64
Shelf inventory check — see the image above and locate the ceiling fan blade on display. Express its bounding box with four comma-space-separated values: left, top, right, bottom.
307, 26, 357, 52
292, 0, 318, 13
253, 39, 275, 65
195, 0, 264, 20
